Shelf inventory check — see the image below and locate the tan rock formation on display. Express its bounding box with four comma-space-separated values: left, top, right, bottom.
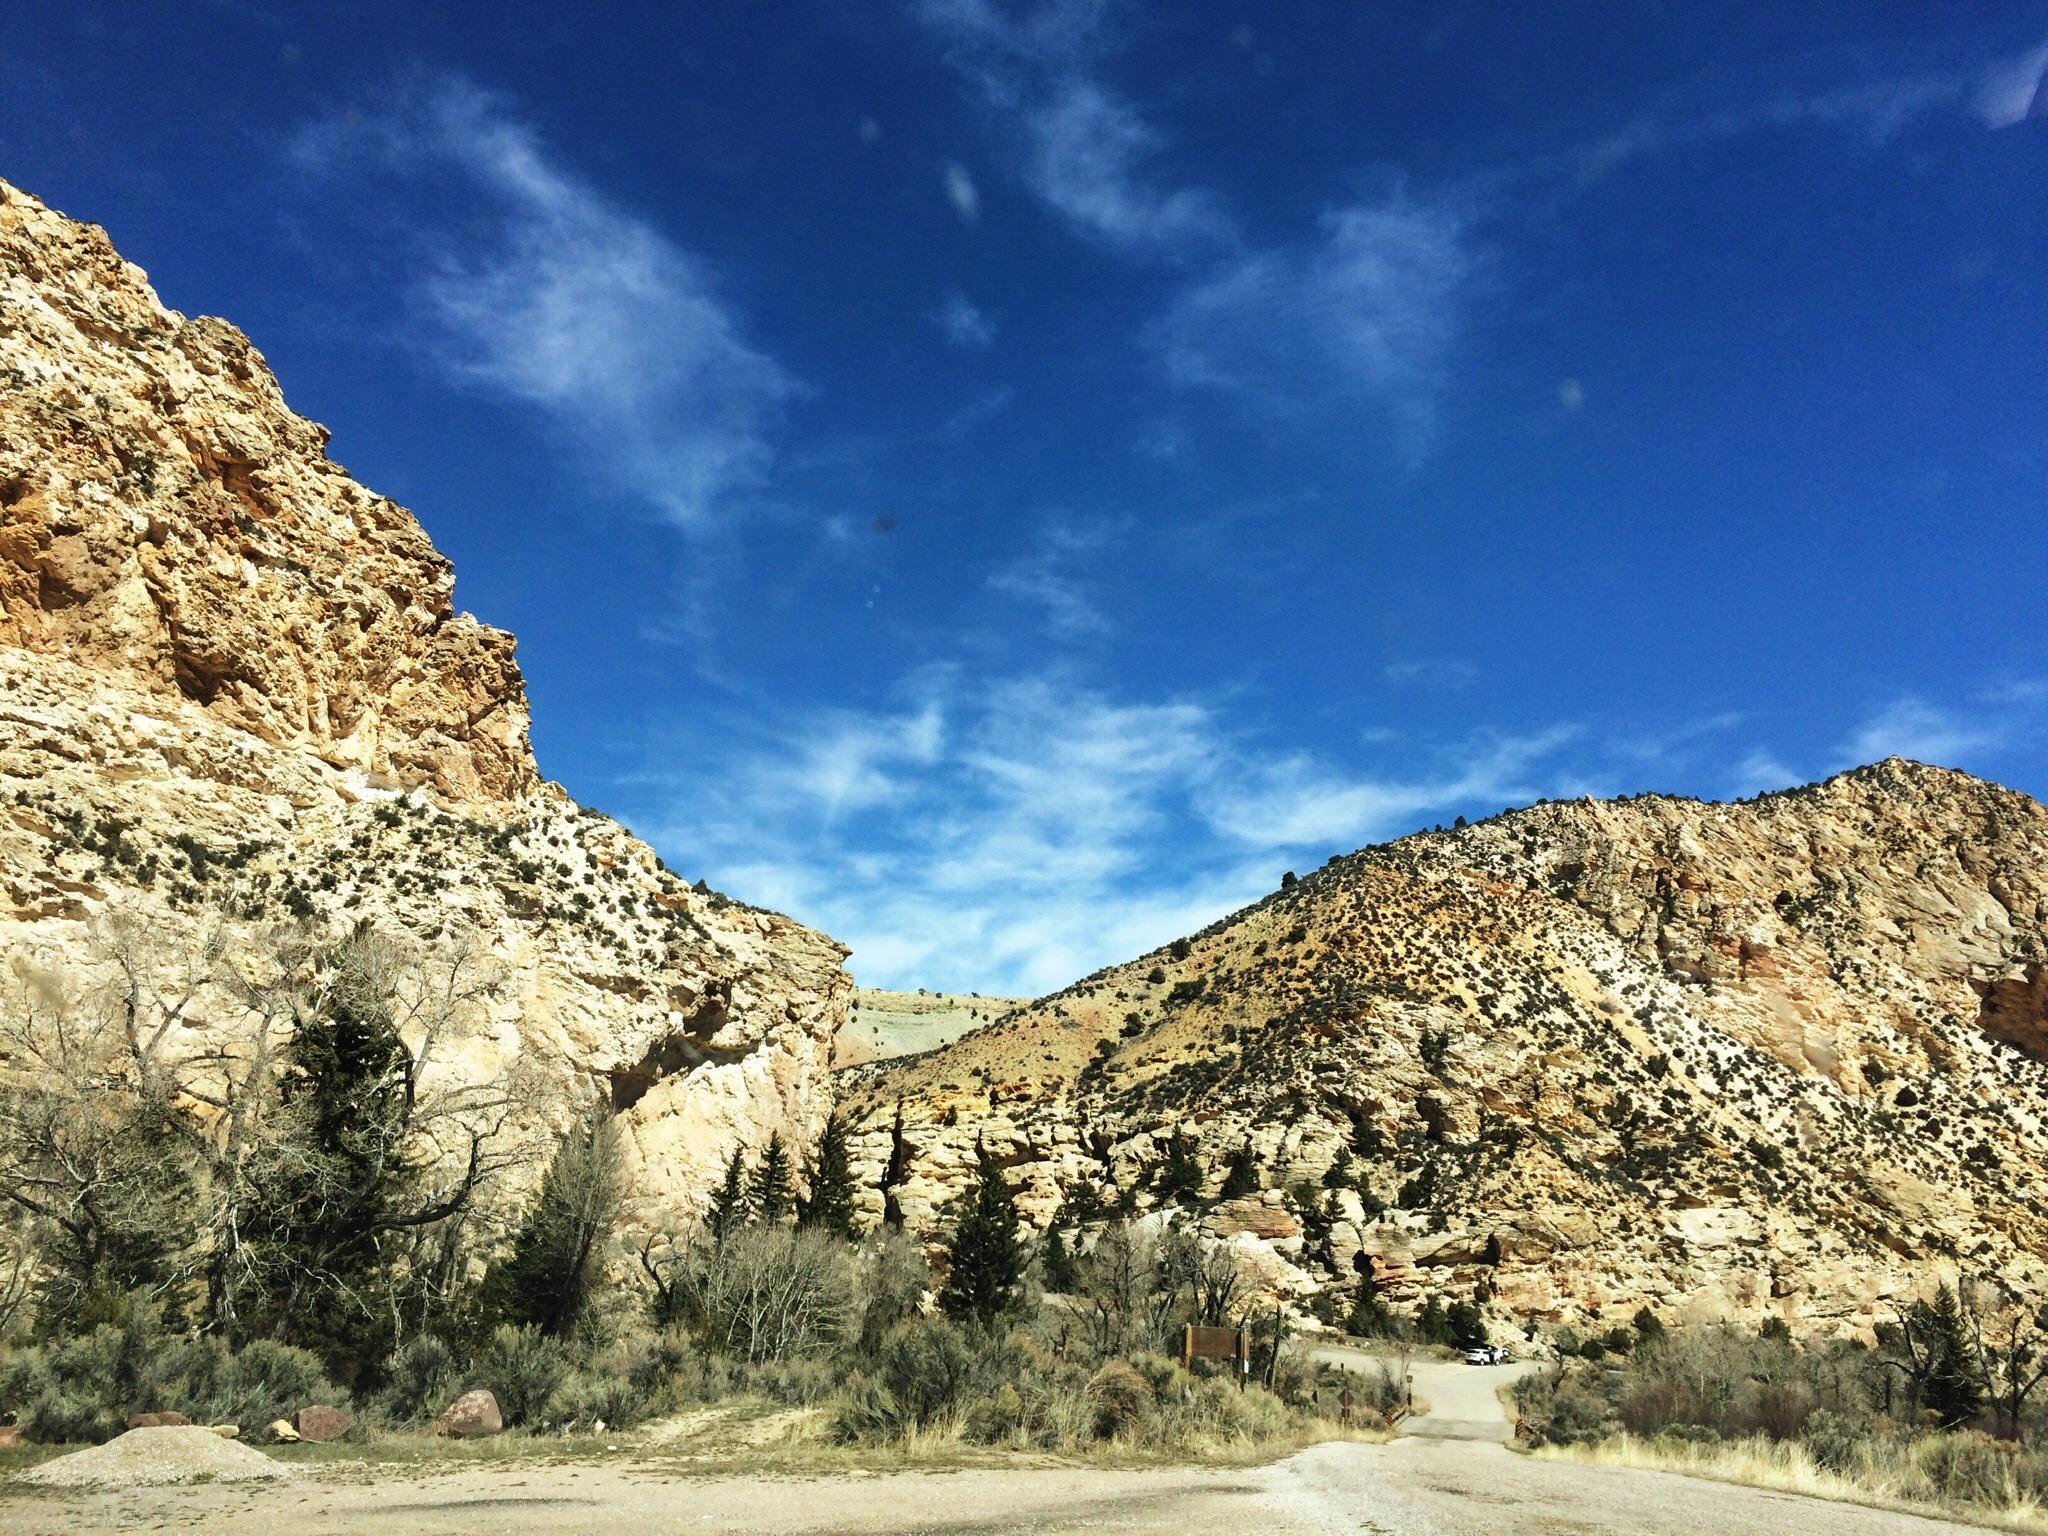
0, 175, 848, 1227
847, 760, 2048, 1338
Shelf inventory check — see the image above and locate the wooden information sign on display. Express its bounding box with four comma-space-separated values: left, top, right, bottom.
1182, 1324, 1249, 1372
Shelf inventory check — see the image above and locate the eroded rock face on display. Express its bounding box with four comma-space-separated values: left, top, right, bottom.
848, 760, 2048, 1339
0, 176, 848, 1226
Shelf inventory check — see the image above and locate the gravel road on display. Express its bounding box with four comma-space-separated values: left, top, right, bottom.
2, 1440, 1987, 1535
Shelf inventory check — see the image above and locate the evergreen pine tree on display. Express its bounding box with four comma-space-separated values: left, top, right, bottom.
707, 1147, 751, 1239
1042, 1223, 1080, 1293
237, 939, 416, 1373
1218, 1143, 1261, 1199
751, 1133, 794, 1222
486, 1105, 623, 1336
1922, 1283, 1987, 1429
1322, 1149, 1354, 1189
1157, 1129, 1203, 1205
1345, 1253, 1388, 1336
1066, 1179, 1104, 1223
797, 1112, 858, 1238
940, 1140, 1026, 1327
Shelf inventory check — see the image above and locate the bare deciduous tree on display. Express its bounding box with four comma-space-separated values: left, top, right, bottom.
642, 1223, 855, 1363
0, 902, 531, 1354
1962, 1275, 2048, 1442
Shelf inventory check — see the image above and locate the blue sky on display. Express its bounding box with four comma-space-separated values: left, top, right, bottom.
7, 2, 2046, 994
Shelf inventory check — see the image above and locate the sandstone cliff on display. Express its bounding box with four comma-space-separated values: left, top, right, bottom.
847, 760, 2048, 1337
0, 176, 849, 1226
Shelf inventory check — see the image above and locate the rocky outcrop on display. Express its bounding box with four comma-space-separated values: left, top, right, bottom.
0, 175, 848, 1227
847, 760, 2048, 1339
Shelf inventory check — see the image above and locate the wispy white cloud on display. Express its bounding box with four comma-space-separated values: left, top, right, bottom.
630, 664, 1604, 992
1023, 78, 1231, 255
1199, 726, 1582, 849
987, 521, 1113, 639
636, 669, 1234, 993
912, 2, 1476, 444
1382, 658, 1479, 689
930, 289, 997, 349
1979, 43, 2048, 127
632, 655, 2046, 995
916, 0, 1227, 260
913, 10, 2035, 462
914, 0, 1116, 112
291, 75, 793, 527
943, 159, 981, 221
1151, 191, 1477, 450
776, 704, 947, 824
1730, 748, 1803, 798
1529, 41, 2048, 189
1730, 680, 2048, 795
1842, 696, 2007, 766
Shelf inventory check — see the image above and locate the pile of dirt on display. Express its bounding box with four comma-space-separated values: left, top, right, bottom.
19, 1427, 293, 1487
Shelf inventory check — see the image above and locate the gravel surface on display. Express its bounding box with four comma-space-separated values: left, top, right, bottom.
0, 1377, 1987, 1533
18, 1426, 292, 1488
1, 1444, 1989, 1534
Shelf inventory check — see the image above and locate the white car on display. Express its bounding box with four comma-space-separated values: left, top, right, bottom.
1462, 1345, 1508, 1365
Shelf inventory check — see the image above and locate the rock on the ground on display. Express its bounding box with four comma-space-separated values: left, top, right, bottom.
432, 1389, 503, 1439
21, 1426, 291, 1487
266, 1419, 299, 1443
292, 1404, 352, 1442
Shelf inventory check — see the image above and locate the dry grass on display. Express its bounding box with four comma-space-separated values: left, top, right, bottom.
1536, 1432, 2048, 1535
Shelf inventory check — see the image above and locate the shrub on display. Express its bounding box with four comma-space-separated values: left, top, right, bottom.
1086, 1359, 1153, 1438
743, 1355, 841, 1406
1801, 1408, 1863, 1472
0, 1325, 141, 1443
1909, 1431, 2020, 1507
173, 1336, 334, 1429
474, 1324, 572, 1428
1325, 1360, 1406, 1420
856, 1232, 931, 1351
660, 1225, 857, 1363
878, 1316, 978, 1428
376, 1333, 462, 1425
830, 1372, 905, 1442
1650, 1422, 1720, 1444
0, 1308, 335, 1443
552, 1367, 653, 1431
966, 1382, 1025, 1443
1740, 1376, 1815, 1441
1513, 1364, 1614, 1446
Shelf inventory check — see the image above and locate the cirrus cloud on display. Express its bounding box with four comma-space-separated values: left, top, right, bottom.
291, 74, 795, 528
